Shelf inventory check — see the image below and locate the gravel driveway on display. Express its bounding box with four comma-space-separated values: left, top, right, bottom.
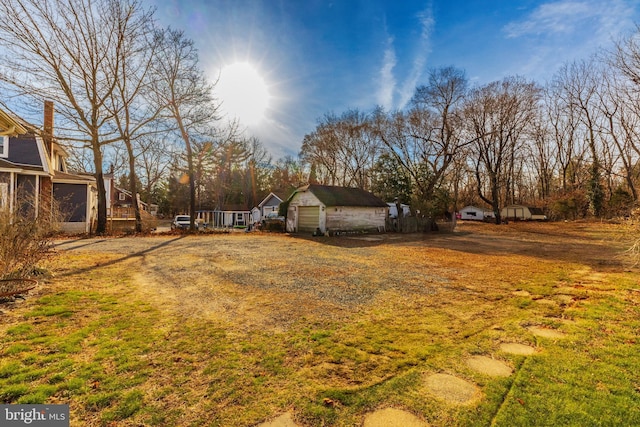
52, 223, 624, 331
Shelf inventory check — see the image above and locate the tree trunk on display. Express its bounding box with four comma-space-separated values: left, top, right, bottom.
93, 143, 107, 235
125, 137, 142, 233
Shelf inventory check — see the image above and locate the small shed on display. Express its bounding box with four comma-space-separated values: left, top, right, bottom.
501, 205, 547, 221
285, 184, 388, 234
459, 205, 491, 221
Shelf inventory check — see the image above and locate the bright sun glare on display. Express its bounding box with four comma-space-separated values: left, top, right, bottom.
217, 62, 270, 126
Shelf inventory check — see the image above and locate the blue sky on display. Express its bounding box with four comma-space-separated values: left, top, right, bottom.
148, 0, 640, 159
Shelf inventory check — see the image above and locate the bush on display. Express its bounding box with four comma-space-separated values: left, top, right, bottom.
0, 200, 56, 280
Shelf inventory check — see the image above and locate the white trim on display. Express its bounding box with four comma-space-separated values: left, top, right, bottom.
0, 135, 8, 158
85, 184, 91, 233
9, 172, 14, 213
34, 175, 39, 217
0, 167, 49, 176
34, 136, 51, 173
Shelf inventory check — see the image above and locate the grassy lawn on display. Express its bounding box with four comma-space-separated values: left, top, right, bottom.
0, 222, 639, 426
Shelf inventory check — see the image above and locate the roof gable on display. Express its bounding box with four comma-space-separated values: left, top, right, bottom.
0, 104, 28, 136
258, 192, 283, 208
302, 184, 387, 207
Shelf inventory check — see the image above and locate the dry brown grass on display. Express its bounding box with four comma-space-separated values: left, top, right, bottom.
2, 221, 638, 426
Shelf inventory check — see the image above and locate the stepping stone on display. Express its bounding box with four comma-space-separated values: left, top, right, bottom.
256, 412, 298, 427
528, 326, 566, 339
500, 343, 536, 355
466, 356, 513, 377
363, 408, 429, 427
424, 373, 480, 404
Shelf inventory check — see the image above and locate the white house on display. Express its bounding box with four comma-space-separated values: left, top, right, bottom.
197, 205, 251, 228
501, 204, 547, 221
257, 192, 282, 219
285, 184, 388, 234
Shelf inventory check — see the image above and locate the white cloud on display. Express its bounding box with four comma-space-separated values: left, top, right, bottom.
501, 0, 638, 81
398, 5, 434, 108
504, 0, 635, 40
377, 36, 397, 110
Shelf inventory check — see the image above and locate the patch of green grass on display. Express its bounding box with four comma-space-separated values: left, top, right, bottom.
6, 324, 33, 336
24, 305, 74, 318
86, 391, 121, 410
0, 384, 29, 402
100, 389, 144, 422
17, 385, 57, 404
0, 361, 22, 378
61, 377, 86, 392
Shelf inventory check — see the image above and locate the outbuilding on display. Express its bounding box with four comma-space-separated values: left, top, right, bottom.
256, 192, 283, 219
501, 204, 547, 221
285, 184, 388, 234
459, 205, 492, 221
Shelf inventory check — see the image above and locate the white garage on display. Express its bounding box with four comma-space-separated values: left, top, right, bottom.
285, 184, 388, 234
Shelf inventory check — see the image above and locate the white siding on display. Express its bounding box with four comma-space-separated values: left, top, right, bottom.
460, 206, 485, 221
326, 206, 386, 232
286, 189, 387, 233
502, 205, 531, 220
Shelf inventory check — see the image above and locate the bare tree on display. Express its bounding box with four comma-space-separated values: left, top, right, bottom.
106, 1, 163, 232
607, 30, 640, 200
135, 134, 175, 209
373, 67, 473, 216
465, 76, 540, 224
300, 109, 377, 188
269, 156, 307, 197
529, 115, 556, 201
543, 80, 584, 192
0, 0, 137, 234
151, 28, 220, 231
555, 60, 605, 216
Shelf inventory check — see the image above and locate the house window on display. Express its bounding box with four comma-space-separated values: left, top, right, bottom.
0, 136, 8, 158
119, 192, 126, 201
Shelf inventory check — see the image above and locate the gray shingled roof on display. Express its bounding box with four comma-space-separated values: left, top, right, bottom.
7, 134, 43, 168
300, 184, 387, 207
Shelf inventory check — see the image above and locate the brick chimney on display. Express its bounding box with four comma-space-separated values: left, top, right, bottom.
43, 100, 54, 159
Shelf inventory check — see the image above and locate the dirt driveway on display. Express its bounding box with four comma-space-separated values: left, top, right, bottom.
53, 221, 628, 333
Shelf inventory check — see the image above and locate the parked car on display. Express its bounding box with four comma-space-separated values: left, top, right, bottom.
171, 215, 191, 230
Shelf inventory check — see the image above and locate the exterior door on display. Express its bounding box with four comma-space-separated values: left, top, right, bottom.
297, 206, 320, 232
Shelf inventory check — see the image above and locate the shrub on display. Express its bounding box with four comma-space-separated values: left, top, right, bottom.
0, 196, 56, 280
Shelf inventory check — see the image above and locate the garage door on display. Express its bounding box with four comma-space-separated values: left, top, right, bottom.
298, 206, 320, 232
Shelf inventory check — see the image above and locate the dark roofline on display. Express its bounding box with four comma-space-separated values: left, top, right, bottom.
296, 184, 388, 208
